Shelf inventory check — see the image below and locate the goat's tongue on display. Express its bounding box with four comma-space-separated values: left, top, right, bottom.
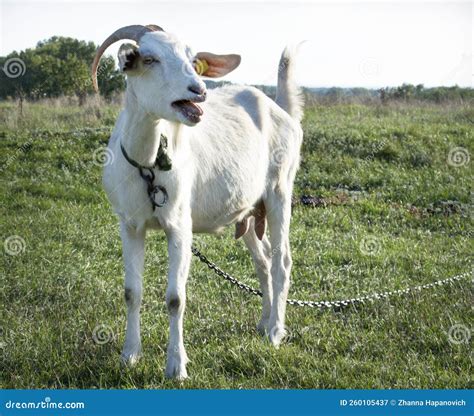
176, 100, 203, 117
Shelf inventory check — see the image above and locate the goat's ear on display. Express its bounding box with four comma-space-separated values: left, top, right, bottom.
194, 52, 241, 78
118, 43, 140, 72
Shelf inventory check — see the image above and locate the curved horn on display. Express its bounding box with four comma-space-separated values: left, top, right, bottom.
91, 24, 164, 92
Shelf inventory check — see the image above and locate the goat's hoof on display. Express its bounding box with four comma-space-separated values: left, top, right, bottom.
268, 325, 287, 347
165, 360, 188, 380
165, 352, 189, 380
121, 345, 142, 366
121, 352, 141, 366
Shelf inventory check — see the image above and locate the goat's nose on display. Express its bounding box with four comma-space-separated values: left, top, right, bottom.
188, 85, 206, 96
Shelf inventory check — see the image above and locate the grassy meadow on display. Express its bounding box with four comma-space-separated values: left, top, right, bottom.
0, 98, 472, 389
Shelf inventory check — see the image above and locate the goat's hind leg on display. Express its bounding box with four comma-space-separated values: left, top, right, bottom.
265, 193, 293, 347
120, 221, 146, 365
242, 218, 273, 335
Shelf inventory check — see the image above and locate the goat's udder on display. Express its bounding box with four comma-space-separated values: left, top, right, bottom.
234, 201, 266, 240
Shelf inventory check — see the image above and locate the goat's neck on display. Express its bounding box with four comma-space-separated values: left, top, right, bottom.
120, 105, 162, 167
121, 94, 184, 167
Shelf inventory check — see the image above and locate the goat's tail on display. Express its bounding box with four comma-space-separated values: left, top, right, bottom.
275, 45, 304, 123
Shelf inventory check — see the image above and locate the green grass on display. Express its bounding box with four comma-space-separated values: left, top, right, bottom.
1, 101, 472, 389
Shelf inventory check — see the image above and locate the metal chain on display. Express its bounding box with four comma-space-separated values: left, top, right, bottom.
191, 247, 263, 297
191, 246, 473, 311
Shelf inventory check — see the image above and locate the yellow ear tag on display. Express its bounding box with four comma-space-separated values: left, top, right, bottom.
195, 59, 209, 76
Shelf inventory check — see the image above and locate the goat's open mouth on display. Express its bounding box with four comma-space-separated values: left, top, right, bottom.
172, 100, 203, 123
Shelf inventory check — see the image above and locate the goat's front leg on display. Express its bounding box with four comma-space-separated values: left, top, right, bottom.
120, 221, 145, 365
164, 221, 192, 379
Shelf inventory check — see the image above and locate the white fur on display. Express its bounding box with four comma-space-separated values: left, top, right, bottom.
102, 31, 303, 379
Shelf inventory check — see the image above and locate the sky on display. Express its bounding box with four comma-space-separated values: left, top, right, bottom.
0, 0, 472, 88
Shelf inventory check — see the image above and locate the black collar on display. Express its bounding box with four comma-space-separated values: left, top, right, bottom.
120, 134, 172, 172
119, 134, 171, 210
120, 142, 149, 170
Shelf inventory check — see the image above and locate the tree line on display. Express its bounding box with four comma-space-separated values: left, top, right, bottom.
0, 37, 124, 104
379, 84, 474, 103
1, 36, 472, 104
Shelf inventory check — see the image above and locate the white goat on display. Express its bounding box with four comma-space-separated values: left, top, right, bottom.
91, 24, 303, 379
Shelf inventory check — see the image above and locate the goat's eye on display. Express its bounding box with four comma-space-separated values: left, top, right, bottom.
143, 57, 155, 65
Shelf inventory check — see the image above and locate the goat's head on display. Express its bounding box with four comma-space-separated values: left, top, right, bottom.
91, 24, 241, 125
